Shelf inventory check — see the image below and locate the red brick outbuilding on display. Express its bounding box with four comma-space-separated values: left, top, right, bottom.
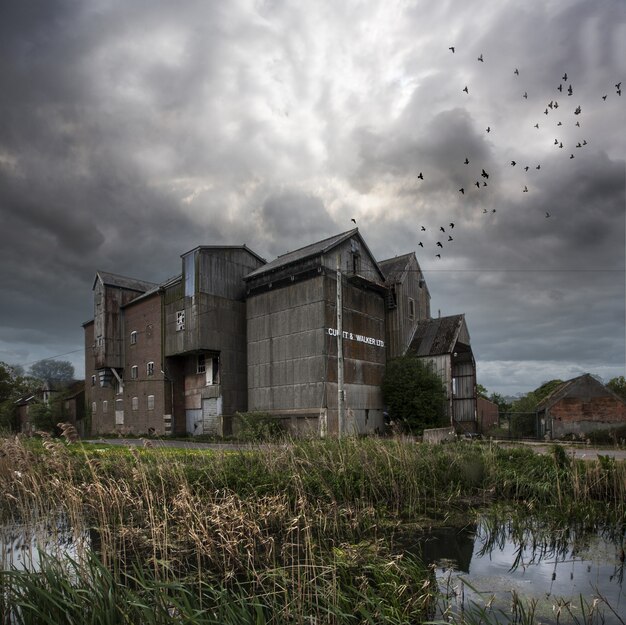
537, 373, 626, 440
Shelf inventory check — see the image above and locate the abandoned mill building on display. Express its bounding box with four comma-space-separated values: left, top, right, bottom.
84, 229, 477, 437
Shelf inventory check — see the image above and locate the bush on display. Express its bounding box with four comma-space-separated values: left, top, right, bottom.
381, 356, 447, 434
233, 412, 285, 442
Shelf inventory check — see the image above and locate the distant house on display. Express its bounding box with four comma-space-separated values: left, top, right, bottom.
15, 380, 85, 435
406, 314, 477, 433
477, 396, 499, 433
537, 373, 626, 439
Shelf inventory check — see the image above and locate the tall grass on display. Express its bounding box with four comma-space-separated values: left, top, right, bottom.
0, 434, 624, 623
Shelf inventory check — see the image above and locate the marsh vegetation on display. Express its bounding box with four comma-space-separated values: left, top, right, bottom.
0, 432, 624, 623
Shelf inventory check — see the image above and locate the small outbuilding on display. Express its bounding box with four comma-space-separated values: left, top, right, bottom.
406, 314, 477, 433
537, 373, 626, 439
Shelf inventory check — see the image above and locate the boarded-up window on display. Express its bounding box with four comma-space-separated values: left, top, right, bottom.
103, 400, 108, 413
147, 395, 155, 411
132, 396, 139, 411
176, 310, 185, 331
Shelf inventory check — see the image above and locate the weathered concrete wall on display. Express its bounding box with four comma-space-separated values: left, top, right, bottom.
247, 272, 386, 436
247, 276, 328, 421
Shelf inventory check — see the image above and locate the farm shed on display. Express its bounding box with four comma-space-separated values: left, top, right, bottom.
537, 373, 626, 440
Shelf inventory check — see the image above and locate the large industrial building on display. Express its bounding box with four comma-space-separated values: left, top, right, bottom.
84, 229, 477, 437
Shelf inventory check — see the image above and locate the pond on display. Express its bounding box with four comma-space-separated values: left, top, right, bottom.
0, 514, 90, 574
411, 515, 626, 624
2, 511, 624, 624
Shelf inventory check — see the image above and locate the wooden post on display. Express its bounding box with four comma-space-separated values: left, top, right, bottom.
336, 254, 345, 438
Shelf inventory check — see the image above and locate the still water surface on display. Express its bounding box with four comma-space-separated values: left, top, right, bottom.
414, 516, 625, 623
2, 512, 624, 623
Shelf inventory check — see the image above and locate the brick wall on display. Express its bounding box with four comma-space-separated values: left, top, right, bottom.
123, 293, 168, 434
550, 396, 626, 423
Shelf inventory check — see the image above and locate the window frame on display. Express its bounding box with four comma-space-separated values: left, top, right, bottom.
147, 361, 155, 376
130, 330, 137, 345
131, 365, 138, 380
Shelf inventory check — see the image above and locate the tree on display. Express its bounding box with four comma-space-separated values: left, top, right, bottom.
607, 376, 626, 400
0, 362, 39, 431
28, 359, 74, 385
476, 383, 489, 399
381, 356, 447, 434
511, 379, 563, 413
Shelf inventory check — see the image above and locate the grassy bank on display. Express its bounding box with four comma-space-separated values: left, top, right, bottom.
1, 435, 624, 623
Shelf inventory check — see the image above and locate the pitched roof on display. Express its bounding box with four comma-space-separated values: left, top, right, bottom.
244, 229, 384, 281
536, 373, 626, 410
378, 253, 414, 282
94, 271, 158, 293
407, 314, 467, 357
181, 245, 266, 264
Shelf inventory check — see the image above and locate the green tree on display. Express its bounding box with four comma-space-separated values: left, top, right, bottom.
488, 392, 511, 415
381, 356, 447, 434
28, 359, 74, 385
511, 379, 563, 413
607, 376, 626, 400
476, 383, 489, 399
0, 362, 39, 431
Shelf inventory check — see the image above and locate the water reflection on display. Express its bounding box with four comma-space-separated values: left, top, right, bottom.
0, 514, 89, 573
414, 514, 625, 623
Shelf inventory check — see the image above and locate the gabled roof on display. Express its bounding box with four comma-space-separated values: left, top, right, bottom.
407, 314, 468, 357
536, 373, 626, 411
378, 253, 415, 282
93, 271, 158, 293
244, 229, 385, 281
181, 245, 266, 265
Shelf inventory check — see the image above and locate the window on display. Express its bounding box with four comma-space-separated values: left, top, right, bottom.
408, 298, 415, 320
147, 361, 154, 376
130, 331, 137, 345
176, 310, 185, 331
103, 400, 108, 414
183, 252, 196, 297
131, 365, 138, 379
206, 356, 220, 385
197, 354, 206, 374
132, 396, 139, 411
92, 402, 97, 414
91, 375, 96, 386
96, 335, 104, 346
147, 395, 155, 411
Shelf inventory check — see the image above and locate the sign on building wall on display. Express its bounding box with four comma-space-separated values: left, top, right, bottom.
327, 328, 385, 348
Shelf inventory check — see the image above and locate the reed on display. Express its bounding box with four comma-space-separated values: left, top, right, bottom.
0, 434, 624, 623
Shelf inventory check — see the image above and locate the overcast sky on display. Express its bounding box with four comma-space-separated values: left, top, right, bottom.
1, 0, 624, 397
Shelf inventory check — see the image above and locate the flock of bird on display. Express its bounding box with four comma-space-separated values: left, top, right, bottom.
406, 46, 622, 259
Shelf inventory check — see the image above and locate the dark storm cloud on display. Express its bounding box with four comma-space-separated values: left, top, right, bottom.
0, 0, 623, 394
